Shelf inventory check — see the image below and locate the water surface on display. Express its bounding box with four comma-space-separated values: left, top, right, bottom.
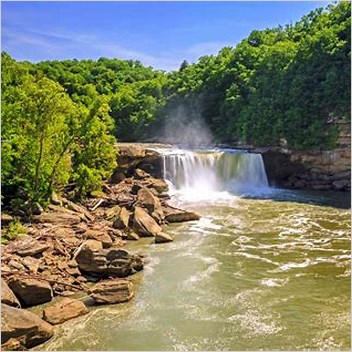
41, 149, 351, 351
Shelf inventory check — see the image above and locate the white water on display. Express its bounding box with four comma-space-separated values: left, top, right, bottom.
160, 148, 269, 200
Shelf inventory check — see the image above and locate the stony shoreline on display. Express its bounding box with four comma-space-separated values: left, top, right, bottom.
1, 145, 200, 351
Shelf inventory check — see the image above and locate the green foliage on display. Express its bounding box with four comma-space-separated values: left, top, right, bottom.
1, 53, 117, 205
33, 57, 168, 141
160, 2, 350, 149
1, 219, 26, 244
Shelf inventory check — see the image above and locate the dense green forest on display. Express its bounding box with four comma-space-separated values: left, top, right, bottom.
1, 2, 350, 206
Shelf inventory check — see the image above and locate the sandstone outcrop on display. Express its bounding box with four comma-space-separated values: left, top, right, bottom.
8, 277, 53, 307
1, 278, 21, 308
1, 303, 54, 350
260, 120, 351, 191
133, 206, 163, 237
112, 207, 130, 229
42, 298, 89, 325
163, 206, 201, 223
89, 279, 133, 304
155, 232, 173, 243
74, 240, 143, 277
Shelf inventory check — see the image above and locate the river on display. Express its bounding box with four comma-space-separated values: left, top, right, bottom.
41, 148, 351, 351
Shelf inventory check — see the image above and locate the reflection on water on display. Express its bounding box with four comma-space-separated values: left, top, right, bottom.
41, 187, 351, 351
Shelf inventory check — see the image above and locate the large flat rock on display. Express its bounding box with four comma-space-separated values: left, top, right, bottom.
1, 303, 54, 350
43, 298, 89, 325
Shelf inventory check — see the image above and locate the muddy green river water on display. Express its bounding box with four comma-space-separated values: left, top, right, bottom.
41, 187, 350, 351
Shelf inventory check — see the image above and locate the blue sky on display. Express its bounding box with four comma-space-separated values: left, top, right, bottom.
2, 1, 329, 71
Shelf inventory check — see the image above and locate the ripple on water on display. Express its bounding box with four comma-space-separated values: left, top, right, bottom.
261, 278, 289, 287
179, 257, 220, 290
228, 310, 283, 337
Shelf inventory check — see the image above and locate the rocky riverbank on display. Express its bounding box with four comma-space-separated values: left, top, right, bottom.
1, 145, 199, 350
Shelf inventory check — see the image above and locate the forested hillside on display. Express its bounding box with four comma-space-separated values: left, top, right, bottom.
157, 1, 350, 149
1, 2, 350, 206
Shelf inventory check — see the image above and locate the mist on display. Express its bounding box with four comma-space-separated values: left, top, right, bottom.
159, 104, 214, 147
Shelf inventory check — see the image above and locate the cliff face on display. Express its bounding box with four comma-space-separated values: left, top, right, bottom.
116, 123, 351, 193
261, 121, 351, 191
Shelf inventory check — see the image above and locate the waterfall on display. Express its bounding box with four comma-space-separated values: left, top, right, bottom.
161, 149, 269, 194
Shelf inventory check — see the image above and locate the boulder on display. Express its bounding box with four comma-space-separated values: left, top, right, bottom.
151, 207, 165, 224
34, 211, 81, 225
42, 298, 89, 325
73, 240, 106, 274
66, 201, 95, 222
104, 205, 121, 221
131, 182, 144, 195
110, 169, 126, 184
105, 249, 143, 277
134, 168, 150, 180
8, 278, 53, 307
155, 232, 173, 244
21, 256, 40, 273
1, 278, 21, 308
118, 145, 145, 158
68, 259, 78, 268
147, 177, 168, 193
133, 206, 162, 237
1, 303, 54, 349
112, 207, 130, 230
8, 260, 25, 271
1, 338, 25, 351
66, 267, 81, 277
163, 206, 200, 223
89, 280, 133, 304
74, 240, 143, 277
136, 187, 161, 214
126, 231, 140, 241
13, 236, 49, 257
85, 230, 113, 248
52, 227, 76, 238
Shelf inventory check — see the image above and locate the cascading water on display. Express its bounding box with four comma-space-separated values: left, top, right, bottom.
161, 148, 269, 196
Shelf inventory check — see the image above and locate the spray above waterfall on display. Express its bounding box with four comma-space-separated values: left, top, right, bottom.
160, 104, 214, 147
